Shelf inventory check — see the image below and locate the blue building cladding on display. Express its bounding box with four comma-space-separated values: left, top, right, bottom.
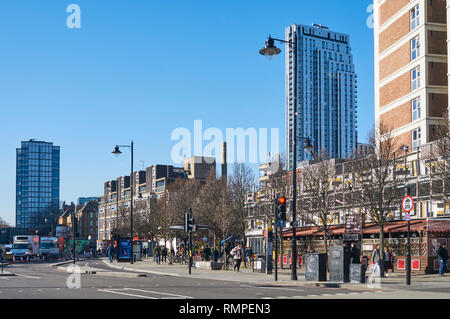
286, 24, 358, 169
16, 140, 60, 234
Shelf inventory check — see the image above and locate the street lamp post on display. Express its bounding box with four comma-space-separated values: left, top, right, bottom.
260, 34, 314, 280
73, 204, 77, 265
401, 145, 411, 285
112, 141, 134, 264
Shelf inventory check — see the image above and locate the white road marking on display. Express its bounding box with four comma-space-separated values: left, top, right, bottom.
125, 288, 193, 299
239, 285, 304, 292
98, 289, 158, 299
98, 288, 193, 299
16, 274, 41, 279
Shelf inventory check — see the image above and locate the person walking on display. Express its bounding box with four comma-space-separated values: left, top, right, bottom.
162, 246, 168, 264
350, 243, 360, 264
245, 246, 253, 268
383, 247, 392, 276
106, 244, 113, 263
371, 244, 381, 277
231, 244, 243, 272
438, 243, 448, 276
154, 245, 161, 264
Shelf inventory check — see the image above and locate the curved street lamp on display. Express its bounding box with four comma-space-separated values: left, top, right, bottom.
112, 141, 134, 264
260, 33, 315, 281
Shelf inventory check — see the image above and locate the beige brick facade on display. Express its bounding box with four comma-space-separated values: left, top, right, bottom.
379, 42, 410, 80
379, 12, 410, 53
380, 101, 412, 130
379, 0, 410, 26
379, 72, 411, 108
391, 130, 412, 151
375, 0, 448, 149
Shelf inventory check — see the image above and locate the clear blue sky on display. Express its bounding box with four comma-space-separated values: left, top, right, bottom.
0, 0, 374, 226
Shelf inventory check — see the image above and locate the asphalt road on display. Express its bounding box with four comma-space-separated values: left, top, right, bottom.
0, 260, 377, 299
2, 260, 450, 299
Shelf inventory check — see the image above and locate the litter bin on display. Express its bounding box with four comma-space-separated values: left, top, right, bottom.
253, 255, 266, 273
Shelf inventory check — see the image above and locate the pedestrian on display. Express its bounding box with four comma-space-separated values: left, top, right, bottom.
155, 245, 161, 264
350, 243, 360, 264
230, 244, 243, 272
106, 244, 113, 263
162, 246, 168, 263
203, 245, 211, 261
212, 248, 219, 262
371, 244, 381, 277
245, 246, 253, 268
383, 247, 392, 276
438, 243, 448, 276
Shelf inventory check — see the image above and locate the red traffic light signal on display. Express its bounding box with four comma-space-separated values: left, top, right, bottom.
278, 197, 286, 204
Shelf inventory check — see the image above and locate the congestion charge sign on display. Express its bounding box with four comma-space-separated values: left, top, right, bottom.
402, 195, 414, 221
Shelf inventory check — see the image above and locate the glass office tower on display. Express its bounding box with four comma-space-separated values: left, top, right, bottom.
285, 24, 358, 169
16, 140, 60, 234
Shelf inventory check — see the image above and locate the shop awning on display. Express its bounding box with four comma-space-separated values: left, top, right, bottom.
386, 220, 425, 233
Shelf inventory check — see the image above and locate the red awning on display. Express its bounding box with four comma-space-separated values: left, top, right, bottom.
387, 220, 425, 233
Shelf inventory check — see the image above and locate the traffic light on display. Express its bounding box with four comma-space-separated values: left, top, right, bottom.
277, 196, 287, 226
184, 211, 195, 232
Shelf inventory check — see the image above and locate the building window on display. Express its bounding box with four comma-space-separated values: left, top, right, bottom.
412, 97, 421, 121
412, 127, 421, 150
411, 67, 420, 90
410, 5, 420, 30
411, 36, 420, 60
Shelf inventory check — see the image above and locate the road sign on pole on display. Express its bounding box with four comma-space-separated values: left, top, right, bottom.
401, 195, 414, 286
402, 195, 414, 213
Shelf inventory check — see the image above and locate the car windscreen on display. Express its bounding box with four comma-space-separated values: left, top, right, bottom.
12, 244, 29, 249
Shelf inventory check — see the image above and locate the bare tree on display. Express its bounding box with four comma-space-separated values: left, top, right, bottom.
228, 163, 256, 245
350, 126, 400, 277
300, 150, 335, 257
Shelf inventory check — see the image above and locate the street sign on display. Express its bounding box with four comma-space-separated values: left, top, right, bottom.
277, 220, 286, 227
402, 195, 414, 213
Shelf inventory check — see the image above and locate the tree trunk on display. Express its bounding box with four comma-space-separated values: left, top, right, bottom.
379, 225, 384, 277
323, 229, 329, 272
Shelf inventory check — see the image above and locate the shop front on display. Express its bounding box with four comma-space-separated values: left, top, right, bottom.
281, 219, 450, 274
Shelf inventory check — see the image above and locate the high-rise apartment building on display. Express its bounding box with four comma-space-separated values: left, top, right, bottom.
374, 0, 448, 151
286, 24, 358, 169
16, 139, 60, 234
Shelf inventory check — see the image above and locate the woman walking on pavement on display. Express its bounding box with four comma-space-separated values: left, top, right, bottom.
371, 244, 381, 277
231, 244, 243, 272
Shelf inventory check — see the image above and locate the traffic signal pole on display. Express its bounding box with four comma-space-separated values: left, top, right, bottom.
274, 198, 278, 281
188, 229, 192, 275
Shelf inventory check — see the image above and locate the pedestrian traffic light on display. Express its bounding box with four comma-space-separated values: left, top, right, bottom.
184, 211, 195, 232
277, 196, 287, 226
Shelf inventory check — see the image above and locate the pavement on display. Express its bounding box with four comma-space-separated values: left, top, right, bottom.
98, 256, 450, 290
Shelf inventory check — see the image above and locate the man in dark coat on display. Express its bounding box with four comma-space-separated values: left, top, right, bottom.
350, 243, 360, 264
438, 243, 448, 276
